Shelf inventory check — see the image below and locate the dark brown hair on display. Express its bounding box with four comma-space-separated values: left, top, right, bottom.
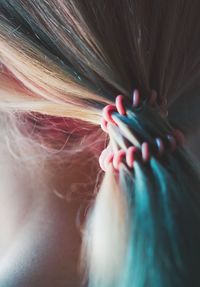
0, 1, 200, 287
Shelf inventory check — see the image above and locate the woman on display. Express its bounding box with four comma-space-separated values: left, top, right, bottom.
0, 1, 200, 286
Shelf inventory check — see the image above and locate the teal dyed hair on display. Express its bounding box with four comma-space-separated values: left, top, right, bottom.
84, 103, 200, 287
0, 1, 200, 287
121, 155, 200, 287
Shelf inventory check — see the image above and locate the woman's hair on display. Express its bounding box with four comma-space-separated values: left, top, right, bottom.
0, 1, 200, 286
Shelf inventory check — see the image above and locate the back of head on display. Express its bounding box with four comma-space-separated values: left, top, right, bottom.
0, 1, 200, 286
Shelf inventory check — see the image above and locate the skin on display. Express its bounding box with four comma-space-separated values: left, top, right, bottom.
0, 146, 99, 287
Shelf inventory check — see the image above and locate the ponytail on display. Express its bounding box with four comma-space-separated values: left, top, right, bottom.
0, 1, 200, 287
82, 91, 200, 287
